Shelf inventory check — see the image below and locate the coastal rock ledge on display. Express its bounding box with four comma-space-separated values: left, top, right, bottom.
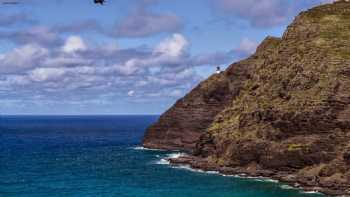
143, 1, 350, 196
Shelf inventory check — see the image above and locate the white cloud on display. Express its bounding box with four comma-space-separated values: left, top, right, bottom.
62, 36, 87, 53
116, 59, 140, 76
128, 90, 135, 97
154, 33, 188, 57
0, 75, 31, 89
29, 67, 66, 82
0, 44, 48, 74
110, 33, 190, 76
0, 31, 205, 110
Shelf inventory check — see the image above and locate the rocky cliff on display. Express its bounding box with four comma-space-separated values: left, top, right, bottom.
143, 1, 350, 196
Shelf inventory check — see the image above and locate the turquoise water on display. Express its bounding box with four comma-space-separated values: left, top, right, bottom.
0, 115, 324, 197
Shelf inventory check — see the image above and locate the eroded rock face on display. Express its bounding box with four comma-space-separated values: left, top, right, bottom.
142, 73, 233, 151
143, 29, 285, 150
142, 36, 281, 151
143, 1, 350, 195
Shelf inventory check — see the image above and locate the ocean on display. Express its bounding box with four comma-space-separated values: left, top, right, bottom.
0, 115, 324, 197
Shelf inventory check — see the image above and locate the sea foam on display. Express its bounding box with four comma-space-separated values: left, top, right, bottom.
302, 190, 322, 195
155, 153, 187, 165
280, 185, 295, 190
166, 152, 187, 159
132, 146, 164, 151
155, 158, 170, 165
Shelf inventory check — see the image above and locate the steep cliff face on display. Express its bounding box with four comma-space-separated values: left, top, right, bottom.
143, 1, 350, 195
143, 36, 281, 151
142, 73, 234, 151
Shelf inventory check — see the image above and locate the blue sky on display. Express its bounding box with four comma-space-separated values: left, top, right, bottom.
0, 0, 333, 115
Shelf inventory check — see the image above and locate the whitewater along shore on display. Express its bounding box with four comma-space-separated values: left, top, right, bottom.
168, 155, 344, 196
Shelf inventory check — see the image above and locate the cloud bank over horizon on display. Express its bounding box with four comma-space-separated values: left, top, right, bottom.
0, 0, 333, 114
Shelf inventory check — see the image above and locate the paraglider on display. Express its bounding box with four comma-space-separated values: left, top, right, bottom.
94, 0, 105, 5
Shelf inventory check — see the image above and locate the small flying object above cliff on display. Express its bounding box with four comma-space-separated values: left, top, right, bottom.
94, 0, 105, 5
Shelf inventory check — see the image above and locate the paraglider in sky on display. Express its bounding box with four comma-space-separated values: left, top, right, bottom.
94, 0, 105, 5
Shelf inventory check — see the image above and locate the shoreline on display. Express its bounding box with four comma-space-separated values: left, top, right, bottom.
137, 146, 348, 197
163, 154, 325, 196
167, 155, 346, 197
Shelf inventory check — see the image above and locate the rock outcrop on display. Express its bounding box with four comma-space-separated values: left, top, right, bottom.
143, 1, 350, 196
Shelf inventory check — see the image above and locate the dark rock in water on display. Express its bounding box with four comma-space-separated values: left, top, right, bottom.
143, 1, 350, 196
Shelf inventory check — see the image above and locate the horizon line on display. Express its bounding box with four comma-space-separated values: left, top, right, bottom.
0, 114, 160, 116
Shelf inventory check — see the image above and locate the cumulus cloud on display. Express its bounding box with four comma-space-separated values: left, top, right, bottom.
111, 33, 189, 76
62, 36, 87, 53
0, 32, 210, 108
0, 28, 259, 113
114, 59, 140, 76
128, 90, 135, 97
29, 67, 66, 82
0, 44, 48, 74
154, 33, 188, 57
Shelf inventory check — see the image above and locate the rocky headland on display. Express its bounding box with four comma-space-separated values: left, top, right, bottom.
143, 1, 350, 196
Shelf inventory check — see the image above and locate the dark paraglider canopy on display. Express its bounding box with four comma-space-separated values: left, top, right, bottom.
94, 0, 105, 5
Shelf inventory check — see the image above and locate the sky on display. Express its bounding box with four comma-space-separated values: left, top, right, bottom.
0, 0, 335, 115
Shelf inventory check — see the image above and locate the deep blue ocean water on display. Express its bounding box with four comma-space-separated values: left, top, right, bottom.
0, 115, 324, 197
